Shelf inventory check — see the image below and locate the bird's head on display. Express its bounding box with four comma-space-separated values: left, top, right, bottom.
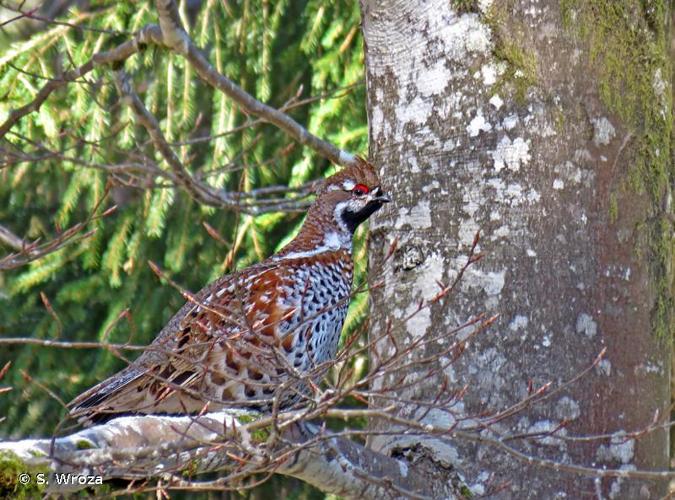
315, 157, 391, 234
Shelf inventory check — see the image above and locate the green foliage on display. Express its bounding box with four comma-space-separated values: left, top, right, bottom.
0, 0, 367, 460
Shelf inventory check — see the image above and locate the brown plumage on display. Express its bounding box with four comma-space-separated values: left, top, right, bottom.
68, 158, 390, 423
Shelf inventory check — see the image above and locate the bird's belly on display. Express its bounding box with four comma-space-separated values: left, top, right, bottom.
306, 303, 349, 364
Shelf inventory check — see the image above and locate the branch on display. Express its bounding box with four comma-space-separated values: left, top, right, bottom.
2, 4, 356, 167
1, 138, 315, 213
113, 70, 312, 214
112, 70, 231, 208
0, 412, 454, 499
0, 221, 94, 270
0, 195, 115, 270
277, 422, 448, 499
153, 0, 356, 167
0, 224, 26, 251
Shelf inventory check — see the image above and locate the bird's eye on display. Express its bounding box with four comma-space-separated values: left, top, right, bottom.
352, 184, 370, 196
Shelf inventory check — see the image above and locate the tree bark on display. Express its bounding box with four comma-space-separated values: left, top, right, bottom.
362, 0, 672, 498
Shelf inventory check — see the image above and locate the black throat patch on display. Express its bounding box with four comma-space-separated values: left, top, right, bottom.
340, 201, 384, 233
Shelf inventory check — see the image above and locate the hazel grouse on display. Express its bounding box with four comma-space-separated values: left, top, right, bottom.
69, 158, 390, 423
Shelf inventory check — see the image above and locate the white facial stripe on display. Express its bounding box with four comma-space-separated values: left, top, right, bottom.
334, 200, 352, 235
324, 231, 341, 250
274, 247, 332, 260
274, 231, 351, 261
325, 230, 351, 251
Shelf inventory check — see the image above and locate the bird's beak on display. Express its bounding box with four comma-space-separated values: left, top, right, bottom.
370, 186, 391, 203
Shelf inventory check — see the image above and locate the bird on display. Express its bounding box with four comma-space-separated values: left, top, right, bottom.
68, 157, 390, 423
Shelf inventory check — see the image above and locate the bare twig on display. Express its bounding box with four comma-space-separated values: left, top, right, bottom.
0, 193, 115, 270
0, 222, 93, 270
0, 223, 26, 251
0, 337, 147, 351
0, 2, 127, 35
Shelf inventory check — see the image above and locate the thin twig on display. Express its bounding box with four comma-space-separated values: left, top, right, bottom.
0, 223, 26, 251
113, 69, 231, 208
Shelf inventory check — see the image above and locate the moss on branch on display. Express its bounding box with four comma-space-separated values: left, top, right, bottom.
0, 450, 49, 499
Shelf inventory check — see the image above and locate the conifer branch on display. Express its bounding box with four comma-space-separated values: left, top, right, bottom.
153, 0, 357, 167
0, 25, 162, 140
1, 4, 358, 168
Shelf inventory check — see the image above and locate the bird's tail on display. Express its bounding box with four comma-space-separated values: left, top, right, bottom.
67, 367, 146, 425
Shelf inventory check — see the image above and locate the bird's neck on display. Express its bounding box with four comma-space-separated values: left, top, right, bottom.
275, 214, 352, 260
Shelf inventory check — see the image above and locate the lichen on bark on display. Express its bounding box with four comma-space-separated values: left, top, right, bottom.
482, 3, 539, 105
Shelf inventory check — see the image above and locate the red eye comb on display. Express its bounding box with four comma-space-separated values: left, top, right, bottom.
352, 184, 369, 195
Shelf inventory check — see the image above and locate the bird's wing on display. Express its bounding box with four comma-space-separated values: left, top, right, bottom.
68, 261, 297, 422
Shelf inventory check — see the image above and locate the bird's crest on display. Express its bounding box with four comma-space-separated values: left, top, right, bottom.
319, 157, 381, 194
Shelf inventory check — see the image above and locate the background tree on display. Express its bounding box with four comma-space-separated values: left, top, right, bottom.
0, 0, 367, 434
364, 0, 673, 497
1, 1, 367, 497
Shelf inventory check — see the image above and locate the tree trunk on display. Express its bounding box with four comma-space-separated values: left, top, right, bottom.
361, 0, 672, 498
